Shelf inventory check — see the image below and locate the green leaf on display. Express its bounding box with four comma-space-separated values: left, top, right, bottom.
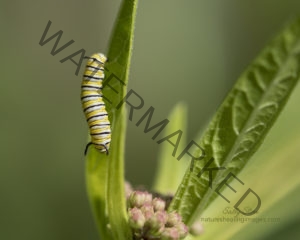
152, 102, 189, 194
192, 82, 300, 239
86, 150, 111, 239
169, 18, 300, 226
86, 0, 138, 239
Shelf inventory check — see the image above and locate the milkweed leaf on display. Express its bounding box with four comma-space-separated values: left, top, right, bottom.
86, 1, 138, 239
193, 86, 300, 239
153, 102, 189, 194
169, 18, 300, 226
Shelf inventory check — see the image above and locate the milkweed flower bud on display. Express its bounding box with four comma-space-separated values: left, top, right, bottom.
140, 203, 154, 220
190, 221, 204, 236
129, 191, 150, 208
144, 192, 153, 205
175, 222, 189, 238
161, 227, 180, 240
152, 197, 166, 211
146, 210, 168, 236
167, 212, 182, 227
154, 210, 168, 225
125, 181, 133, 199
128, 207, 145, 229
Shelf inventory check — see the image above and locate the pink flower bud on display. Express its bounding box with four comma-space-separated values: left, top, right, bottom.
175, 222, 189, 238
146, 210, 168, 236
144, 192, 153, 204
128, 191, 153, 208
129, 191, 146, 208
190, 221, 204, 236
167, 212, 182, 227
140, 204, 154, 220
152, 197, 166, 211
161, 227, 180, 240
128, 207, 145, 229
125, 181, 133, 199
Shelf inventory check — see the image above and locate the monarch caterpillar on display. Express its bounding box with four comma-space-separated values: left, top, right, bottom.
81, 53, 111, 155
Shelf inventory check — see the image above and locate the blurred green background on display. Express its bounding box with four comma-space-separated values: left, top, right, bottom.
1, 0, 300, 239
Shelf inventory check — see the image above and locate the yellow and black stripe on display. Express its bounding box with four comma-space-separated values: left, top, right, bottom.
81, 53, 111, 155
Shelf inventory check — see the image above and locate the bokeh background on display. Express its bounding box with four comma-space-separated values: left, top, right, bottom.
1, 0, 300, 239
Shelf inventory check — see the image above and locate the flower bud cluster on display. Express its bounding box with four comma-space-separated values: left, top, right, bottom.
127, 191, 188, 240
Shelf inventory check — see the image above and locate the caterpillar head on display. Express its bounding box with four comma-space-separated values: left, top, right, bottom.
89, 53, 107, 65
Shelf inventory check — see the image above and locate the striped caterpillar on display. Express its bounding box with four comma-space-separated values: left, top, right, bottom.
81, 53, 111, 155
